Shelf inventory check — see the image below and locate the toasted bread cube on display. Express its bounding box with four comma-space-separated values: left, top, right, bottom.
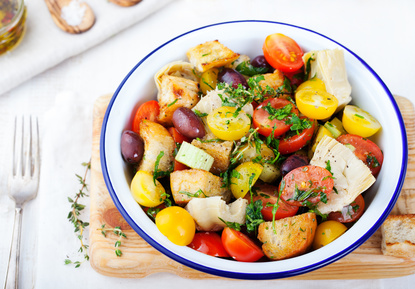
191, 138, 233, 174
157, 75, 199, 126
138, 120, 175, 174
170, 169, 231, 206
258, 213, 317, 260
186, 40, 240, 73
257, 69, 291, 99
381, 214, 415, 258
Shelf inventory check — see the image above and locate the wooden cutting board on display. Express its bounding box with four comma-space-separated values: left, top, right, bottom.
89, 94, 415, 280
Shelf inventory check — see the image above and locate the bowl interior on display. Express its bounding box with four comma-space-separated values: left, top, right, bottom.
101, 20, 407, 279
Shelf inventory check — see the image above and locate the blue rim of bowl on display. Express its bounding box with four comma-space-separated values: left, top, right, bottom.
100, 20, 408, 280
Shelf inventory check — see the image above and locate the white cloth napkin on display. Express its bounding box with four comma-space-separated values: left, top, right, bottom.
0, 0, 173, 96
35, 91, 96, 287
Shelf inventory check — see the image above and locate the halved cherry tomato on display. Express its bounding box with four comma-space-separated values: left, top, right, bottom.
221, 227, 264, 262
168, 127, 192, 144
337, 134, 383, 177
132, 100, 160, 133
253, 98, 299, 138
168, 127, 191, 171
200, 68, 219, 95
280, 165, 334, 206
328, 194, 365, 223
295, 89, 338, 120
130, 171, 166, 207
207, 106, 251, 141
295, 77, 326, 93
278, 117, 316, 155
230, 161, 263, 199
263, 33, 304, 73
188, 232, 230, 257
342, 105, 381, 138
244, 183, 299, 221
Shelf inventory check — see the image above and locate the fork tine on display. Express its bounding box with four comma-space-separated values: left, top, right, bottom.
12, 116, 24, 178
23, 115, 32, 178
32, 116, 40, 179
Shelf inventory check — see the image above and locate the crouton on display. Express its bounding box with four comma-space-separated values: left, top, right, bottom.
186, 40, 240, 73
381, 214, 415, 258
157, 75, 200, 126
170, 169, 231, 206
137, 120, 175, 174
225, 54, 251, 70
257, 69, 291, 99
191, 138, 233, 174
258, 213, 317, 260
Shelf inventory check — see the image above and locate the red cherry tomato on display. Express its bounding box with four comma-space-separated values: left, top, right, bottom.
168, 127, 192, 144
188, 232, 230, 257
132, 100, 160, 133
328, 194, 365, 223
168, 127, 190, 171
245, 183, 299, 221
336, 134, 383, 177
221, 227, 264, 262
262, 33, 304, 73
280, 165, 334, 206
253, 98, 299, 138
278, 118, 316, 155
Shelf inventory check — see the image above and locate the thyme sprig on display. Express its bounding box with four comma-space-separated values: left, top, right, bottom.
99, 224, 127, 257
65, 161, 91, 268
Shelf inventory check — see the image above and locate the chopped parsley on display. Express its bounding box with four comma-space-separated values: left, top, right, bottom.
167, 99, 178, 107
236, 61, 269, 76
366, 153, 380, 168
194, 109, 208, 118
153, 151, 173, 185
245, 199, 264, 234
263, 103, 293, 121
219, 217, 241, 231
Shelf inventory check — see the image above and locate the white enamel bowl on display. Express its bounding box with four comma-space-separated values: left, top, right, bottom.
100, 20, 408, 279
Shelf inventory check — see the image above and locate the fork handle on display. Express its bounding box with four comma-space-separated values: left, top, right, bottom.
4, 207, 22, 289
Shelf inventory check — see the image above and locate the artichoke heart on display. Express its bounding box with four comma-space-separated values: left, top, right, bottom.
310, 135, 375, 214
303, 49, 352, 113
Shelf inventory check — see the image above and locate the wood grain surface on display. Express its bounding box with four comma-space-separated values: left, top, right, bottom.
89, 94, 415, 280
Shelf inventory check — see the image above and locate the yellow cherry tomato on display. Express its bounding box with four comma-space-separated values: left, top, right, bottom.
130, 171, 165, 207
155, 206, 196, 246
296, 77, 326, 92
230, 161, 263, 199
313, 220, 347, 250
309, 125, 333, 157
200, 68, 219, 95
295, 89, 338, 120
207, 106, 251, 141
342, 105, 381, 137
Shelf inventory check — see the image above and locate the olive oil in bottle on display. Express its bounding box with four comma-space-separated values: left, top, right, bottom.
0, 0, 27, 55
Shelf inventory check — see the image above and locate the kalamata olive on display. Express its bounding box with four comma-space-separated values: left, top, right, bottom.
172, 107, 205, 139
121, 130, 144, 165
217, 68, 249, 89
251, 55, 273, 72
280, 154, 310, 177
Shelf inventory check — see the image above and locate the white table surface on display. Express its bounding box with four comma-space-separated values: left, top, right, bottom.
1, 0, 414, 288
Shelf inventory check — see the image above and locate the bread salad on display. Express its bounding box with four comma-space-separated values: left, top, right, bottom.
120, 34, 383, 262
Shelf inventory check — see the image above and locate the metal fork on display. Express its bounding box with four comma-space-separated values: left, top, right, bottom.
4, 116, 40, 289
